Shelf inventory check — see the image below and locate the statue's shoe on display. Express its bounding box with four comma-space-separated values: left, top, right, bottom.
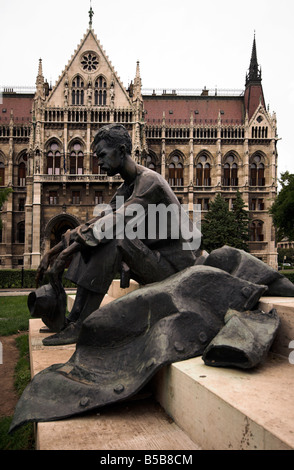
42, 322, 81, 346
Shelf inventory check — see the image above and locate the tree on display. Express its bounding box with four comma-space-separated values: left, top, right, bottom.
277, 247, 294, 265
270, 172, 294, 242
231, 190, 250, 251
201, 192, 249, 253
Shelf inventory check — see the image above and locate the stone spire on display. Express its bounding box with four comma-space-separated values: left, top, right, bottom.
244, 33, 265, 119
133, 61, 143, 102
246, 33, 262, 85
89, 1, 94, 29
35, 58, 45, 95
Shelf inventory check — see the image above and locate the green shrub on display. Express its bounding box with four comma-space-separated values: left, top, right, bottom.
282, 271, 294, 284
0, 269, 76, 289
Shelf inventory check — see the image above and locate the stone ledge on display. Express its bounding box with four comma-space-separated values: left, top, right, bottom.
152, 354, 294, 450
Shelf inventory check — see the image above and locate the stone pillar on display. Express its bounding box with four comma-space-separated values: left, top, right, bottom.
5, 128, 14, 268
216, 111, 222, 189
161, 112, 166, 178
86, 114, 91, 173
31, 181, 42, 268
188, 113, 194, 210
23, 176, 33, 268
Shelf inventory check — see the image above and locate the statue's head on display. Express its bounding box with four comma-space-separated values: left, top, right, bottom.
93, 124, 132, 176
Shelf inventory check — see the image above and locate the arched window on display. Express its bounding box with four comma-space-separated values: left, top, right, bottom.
196, 163, 203, 186
196, 154, 211, 186
17, 221, 25, 244
72, 76, 84, 105
250, 220, 264, 242
168, 161, 183, 186
223, 154, 238, 186
70, 143, 84, 174
145, 155, 157, 172
231, 163, 238, 186
47, 142, 61, 175
0, 162, 5, 185
258, 163, 265, 186
95, 76, 107, 106
204, 163, 211, 186
18, 154, 27, 186
250, 155, 265, 186
250, 163, 257, 186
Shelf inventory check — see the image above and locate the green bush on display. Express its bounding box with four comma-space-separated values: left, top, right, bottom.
281, 271, 294, 284
0, 269, 76, 289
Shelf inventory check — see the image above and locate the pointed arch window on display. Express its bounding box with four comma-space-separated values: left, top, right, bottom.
250, 220, 264, 242
47, 142, 61, 175
145, 155, 157, 172
204, 163, 211, 186
0, 162, 5, 186
168, 156, 183, 186
72, 76, 85, 106
95, 76, 107, 106
196, 163, 203, 186
223, 155, 238, 186
18, 154, 27, 187
17, 221, 25, 244
196, 155, 211, 186
70, 143, 84, 175
250, 155, 265, 186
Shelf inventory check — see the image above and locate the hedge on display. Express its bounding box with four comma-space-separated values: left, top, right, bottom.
0, 268, 293, 290
282, 271, 294, 284
0, 269, 76, 289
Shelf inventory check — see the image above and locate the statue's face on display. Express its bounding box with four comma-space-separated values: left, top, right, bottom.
94, 139, 124, 176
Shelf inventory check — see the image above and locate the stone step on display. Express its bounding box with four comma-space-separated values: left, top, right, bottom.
152, 354, 294, 450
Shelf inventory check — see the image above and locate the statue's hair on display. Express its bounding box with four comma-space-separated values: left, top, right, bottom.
93, 124, 132, 154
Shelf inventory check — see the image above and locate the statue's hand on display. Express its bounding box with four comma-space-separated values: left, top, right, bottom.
71, 224, 98, 247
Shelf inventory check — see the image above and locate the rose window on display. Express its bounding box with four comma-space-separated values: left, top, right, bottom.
81, 52, 99, 72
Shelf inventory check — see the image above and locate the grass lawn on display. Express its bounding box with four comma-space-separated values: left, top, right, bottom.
0, 296, 34, 450
0, 296, 31, 336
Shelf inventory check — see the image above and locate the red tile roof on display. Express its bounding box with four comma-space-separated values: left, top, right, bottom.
143, 95, 245, 125
0, 94, 34, 123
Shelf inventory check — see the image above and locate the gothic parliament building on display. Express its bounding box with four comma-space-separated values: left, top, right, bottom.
0, 14, 278, 270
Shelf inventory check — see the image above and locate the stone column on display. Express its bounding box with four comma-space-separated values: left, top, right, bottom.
23, 176, 33, 268
161, 112, 166, 178
30, 181, 42, 268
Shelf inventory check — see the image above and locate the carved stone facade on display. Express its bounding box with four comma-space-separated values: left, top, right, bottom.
0, 28, 278, 269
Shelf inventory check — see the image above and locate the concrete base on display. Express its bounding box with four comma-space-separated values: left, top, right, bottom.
153, 355, 293, 450
28, 288, 294, 451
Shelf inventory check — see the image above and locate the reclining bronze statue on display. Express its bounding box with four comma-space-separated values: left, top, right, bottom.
9, 124, 294, 432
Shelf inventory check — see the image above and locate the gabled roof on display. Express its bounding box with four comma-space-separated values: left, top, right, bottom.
47, 28, 132, 108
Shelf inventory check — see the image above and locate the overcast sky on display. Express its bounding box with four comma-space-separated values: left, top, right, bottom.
1, 0, 293, 177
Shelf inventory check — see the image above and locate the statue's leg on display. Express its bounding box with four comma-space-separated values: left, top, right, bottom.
43, 289, 105, 346
117, 238, 176, 285
67, 286, 104, 323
